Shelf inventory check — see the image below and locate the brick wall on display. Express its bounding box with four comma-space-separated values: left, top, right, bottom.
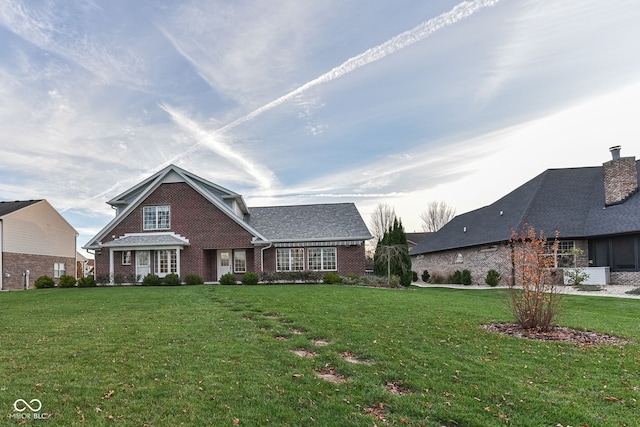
411, 245, 511, 286
2, 252, 75, 290
95, 182, 256, 280
603, 157, 638, 206
93, 182, 369, 281
260, 244, 366, 276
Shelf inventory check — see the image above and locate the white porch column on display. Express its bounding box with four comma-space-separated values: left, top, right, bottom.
109, 248, 115, 285
176, 248, 181, 277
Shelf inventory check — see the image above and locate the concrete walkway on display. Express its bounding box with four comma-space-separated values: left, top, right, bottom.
411, 282, 640, 299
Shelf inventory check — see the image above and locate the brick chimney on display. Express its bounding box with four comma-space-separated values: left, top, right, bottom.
603, 145, 639, 206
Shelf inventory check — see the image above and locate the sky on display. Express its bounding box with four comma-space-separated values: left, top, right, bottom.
2, 0, 640, 257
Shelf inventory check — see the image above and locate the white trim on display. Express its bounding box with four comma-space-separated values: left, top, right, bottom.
84, 165, 267, 250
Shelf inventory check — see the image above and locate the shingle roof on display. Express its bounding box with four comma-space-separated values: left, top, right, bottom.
248, 203, 372, 242
101, 233, 190, 247
411, 162, 640, 255
0, 200, 41, 217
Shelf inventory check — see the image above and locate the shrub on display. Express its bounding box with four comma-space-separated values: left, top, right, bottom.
389, 274, 400, 287
58, 275, 77, 288
412, 271, 418, 282
96, 274, 111, 285
323, 272, 341, 284
241, 272, 260, 285
162, 273, 181, 286
429, 272, 446, 284
184, 273, 204, 286
113, 273, 125, 285
77, 275, 97, 288
260, 272, 277, 284
400, 272, 412, 287
142, 274, 162, 286
126, 273, 141, 284
563, 268, 590, 286
219, 273, 237, 285
461, 269, 472, 285
421, 270, 430, 282
34, 275, 55, 289
507, 225, 562, 331
341, 273, 360, 286
451, 270, 463, 284
485, 269, 501, 287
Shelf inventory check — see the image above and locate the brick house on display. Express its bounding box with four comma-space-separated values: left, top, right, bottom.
411, 146, 640, 287
83, 165, 372, 283
0, 200, 78, 290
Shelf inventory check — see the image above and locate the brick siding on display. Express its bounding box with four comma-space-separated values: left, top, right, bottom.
94, 182, 368, 281
2, 252, 75, 290
412, 245, 510, 286
412, 239, 640, 287
603, 157, 638, 206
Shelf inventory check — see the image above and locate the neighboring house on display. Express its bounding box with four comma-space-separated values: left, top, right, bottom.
83, 165, 372, 282
0, 200, 78, 290
406, 232, 431, 249
411, 146, 640, 287
76, 251, 94, 279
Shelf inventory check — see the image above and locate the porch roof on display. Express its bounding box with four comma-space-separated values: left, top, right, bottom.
100, 232, 190, 249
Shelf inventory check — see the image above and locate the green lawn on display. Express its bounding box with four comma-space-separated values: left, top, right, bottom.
1, 285, 638, 426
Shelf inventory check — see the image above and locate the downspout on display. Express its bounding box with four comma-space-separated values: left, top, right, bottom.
260, 242, 273, 272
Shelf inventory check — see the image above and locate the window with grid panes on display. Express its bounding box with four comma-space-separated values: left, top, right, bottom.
143, 206, 170, 230
308, 247, 336, 271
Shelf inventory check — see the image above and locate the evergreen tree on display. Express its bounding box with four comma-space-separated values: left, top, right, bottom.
374, 218, 412, 286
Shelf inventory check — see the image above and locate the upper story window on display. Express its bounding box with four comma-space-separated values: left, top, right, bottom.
143, 206, 170, 230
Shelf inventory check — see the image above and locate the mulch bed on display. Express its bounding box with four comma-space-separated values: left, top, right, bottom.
482, 323, 632, 345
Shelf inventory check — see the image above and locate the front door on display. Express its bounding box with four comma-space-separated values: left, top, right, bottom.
136, 251, 151, 278
217, 250, 232, 280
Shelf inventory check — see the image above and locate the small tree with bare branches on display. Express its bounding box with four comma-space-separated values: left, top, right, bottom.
368, 203, 397, 253
507, 224, 561, 331
420, 201, 456, 232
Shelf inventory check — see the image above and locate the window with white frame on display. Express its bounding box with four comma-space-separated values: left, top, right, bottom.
234, 250, 247, 273
156, 249, 177, 276
122, 250, 132, 265
276, 248, 304, 272
54, 262, 66, 278
308, 247, 337, 271
143, 206, 170, 230
545, 240, 576, 267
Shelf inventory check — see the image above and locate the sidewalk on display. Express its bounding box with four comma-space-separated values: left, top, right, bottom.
411, 282, 640, 299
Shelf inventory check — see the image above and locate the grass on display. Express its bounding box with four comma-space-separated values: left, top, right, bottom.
0, 285, 638, 426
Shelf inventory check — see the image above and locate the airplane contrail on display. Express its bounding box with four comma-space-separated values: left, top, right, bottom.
214, 0, 500, 134
123, 0, 500, 196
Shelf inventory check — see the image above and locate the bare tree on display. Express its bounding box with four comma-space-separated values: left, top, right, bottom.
420, 201, 456, 232
369, 203, 396, 245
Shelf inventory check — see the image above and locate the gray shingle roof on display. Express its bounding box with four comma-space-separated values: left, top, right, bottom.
411, 162, 640, 255
248, 203, 372, 242
101, 233, 190, 247
0, 200, 41, 217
